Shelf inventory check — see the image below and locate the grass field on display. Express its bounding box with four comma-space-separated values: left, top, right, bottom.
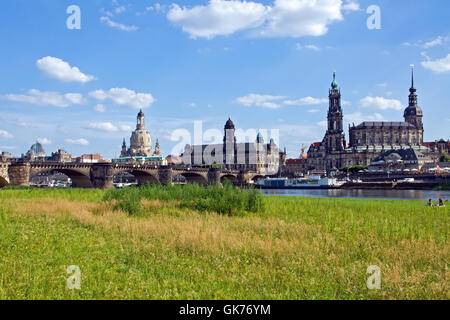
0, 185, 448, 300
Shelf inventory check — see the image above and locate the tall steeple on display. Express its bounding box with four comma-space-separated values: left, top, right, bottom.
404, 65, 423, 131
325, 71, 345, 152
121, 138, 127, 157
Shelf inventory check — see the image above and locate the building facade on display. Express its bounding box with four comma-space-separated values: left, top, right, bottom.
182, 118, 286, 175
307, 70, 431, 172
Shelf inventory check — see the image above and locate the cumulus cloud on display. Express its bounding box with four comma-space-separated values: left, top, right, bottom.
36, 56, 96, 83
89, 88, 156, 109
359, 96, 403, 111
345, 112, 384, 125
2, 89, 84, 108
167, 0, 269, 39
235, 93, 286, 109
421, 53, 450, 74
65, 138, 89, 145
100, 16, 138, 31
284, 97, 328, 106
0, 130, 13, 139
167, 0, 360, 39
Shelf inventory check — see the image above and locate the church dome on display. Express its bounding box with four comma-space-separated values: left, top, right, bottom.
138, 109, 145, 117
29, 140, 46, 156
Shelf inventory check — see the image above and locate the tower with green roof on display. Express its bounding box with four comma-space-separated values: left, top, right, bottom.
325, 71, 346, 154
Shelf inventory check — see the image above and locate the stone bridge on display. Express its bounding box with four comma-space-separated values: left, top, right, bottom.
0, 162, 266, 189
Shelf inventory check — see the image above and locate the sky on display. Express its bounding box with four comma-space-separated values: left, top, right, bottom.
0, 0, 449, 160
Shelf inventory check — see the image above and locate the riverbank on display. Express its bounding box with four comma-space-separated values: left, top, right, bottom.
0, 187, 448, 299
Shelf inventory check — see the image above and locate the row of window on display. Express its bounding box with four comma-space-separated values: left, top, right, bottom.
355, 137, 419, 145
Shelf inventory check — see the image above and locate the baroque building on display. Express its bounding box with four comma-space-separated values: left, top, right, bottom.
120, 109, 161, 158
182, 118, 286, 175
307, 70, 429, 172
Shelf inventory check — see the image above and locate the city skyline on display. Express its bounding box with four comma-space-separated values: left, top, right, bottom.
1, 0, 449, 160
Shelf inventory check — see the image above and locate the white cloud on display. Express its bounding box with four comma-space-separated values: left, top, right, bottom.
115, 6, 127, 14
88, 122, 119, 132
359, 96, 403, 111
89, 88, 156, 109
284, 97, 328, 106
342, 0, 360, 12
421, 53, 450, 74
65, 138, 89, 145
94, 104, 106, 113
167, 0, 269, 39
167, 0, 359, 39
308, 109, 320, 113
2, 89, 84, 108
423, 36, 444, 49
235, 93, 286, 109
100, 16, 138, 31
345, 112, 384, 124
87, 122, 132, 133
296, 43, 320, 51
0, 130, 13, 139
259, 0, 355, 38
119, 125, 132, 132
36, 56, 96, 83
40, 138, 52, 145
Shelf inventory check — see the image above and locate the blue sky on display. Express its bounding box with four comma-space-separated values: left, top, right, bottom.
0, 0, 449, 159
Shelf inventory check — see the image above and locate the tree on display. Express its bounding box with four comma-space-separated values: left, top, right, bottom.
440, 152, 450, 162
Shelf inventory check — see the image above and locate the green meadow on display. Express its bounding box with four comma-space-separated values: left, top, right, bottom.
0, 185, 448, 300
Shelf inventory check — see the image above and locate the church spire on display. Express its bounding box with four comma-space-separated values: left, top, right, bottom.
410, 64, 415, 92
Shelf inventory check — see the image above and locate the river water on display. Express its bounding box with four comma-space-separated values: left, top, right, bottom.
262, 189, 450, 201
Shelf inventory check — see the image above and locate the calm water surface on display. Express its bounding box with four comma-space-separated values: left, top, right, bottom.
262, 189, 450, 201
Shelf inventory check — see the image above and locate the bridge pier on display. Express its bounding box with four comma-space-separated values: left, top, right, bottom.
207, 168, 221, 185
90, 164, 114, 189
8, 163, 30, 186
158, 167, 173, 186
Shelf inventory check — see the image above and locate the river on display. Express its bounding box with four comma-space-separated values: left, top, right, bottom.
262, 189, 450, 201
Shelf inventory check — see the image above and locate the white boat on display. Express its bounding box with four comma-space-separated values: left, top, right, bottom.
257, 177, 345, 189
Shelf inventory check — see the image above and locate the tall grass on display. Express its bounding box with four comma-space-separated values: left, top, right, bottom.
0, 188, 448, 299
103, 181, 265, 216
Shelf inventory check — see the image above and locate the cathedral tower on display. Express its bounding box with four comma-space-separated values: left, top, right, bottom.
404, 66, 423, 131
325, 72, 346, 152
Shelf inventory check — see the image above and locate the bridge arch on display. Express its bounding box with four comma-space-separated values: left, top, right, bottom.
220, 174, 238, 184
30, 168, 93, 188
114, 169, 159, 186
174, 172, 208, 186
